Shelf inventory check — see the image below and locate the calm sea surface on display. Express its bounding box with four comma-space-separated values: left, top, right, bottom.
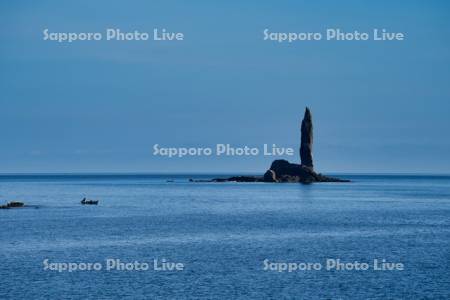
1, 174, 449, 299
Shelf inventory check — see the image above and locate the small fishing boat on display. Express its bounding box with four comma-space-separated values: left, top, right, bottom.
81, 198, 99, 205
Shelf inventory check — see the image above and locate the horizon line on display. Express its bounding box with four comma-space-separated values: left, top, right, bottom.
0, 171, 450, 176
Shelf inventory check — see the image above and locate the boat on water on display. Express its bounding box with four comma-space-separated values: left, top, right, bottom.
81, 198, 99, 205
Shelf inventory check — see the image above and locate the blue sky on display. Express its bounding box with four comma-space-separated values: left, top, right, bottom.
1, 0, 449, 173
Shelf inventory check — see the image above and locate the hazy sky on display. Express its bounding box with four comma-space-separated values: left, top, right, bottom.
1, 0, 449, 173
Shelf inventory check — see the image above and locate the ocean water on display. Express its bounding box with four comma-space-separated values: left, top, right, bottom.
1, 174, 449, 299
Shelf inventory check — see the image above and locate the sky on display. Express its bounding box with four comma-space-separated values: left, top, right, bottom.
0, 0, 449, 174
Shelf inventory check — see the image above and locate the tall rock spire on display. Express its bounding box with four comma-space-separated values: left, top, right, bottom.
300, 107, 314, 170
211, 106, 349, 183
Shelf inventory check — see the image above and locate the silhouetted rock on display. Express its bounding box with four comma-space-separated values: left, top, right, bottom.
300, 107, 314, 170
263, 170, 277, 182
261, 159, 347, 183
197, 107, 349, 184
212, 176, 262, 183
268, 159, 315, 182
0, 201, 25, 209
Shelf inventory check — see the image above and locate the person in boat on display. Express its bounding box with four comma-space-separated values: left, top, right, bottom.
81, 198, 98, 205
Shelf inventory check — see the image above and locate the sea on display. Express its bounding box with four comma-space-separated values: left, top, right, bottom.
1, 174, 449, 299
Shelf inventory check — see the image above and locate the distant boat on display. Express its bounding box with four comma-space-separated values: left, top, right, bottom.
81, 198, 99, 205
0, 201, 25, 209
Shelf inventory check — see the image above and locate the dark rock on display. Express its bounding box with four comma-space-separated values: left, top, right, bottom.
263, 170, 277, 182
190, 178, 219, 182
300, 107, 314, 170
278, 175, 313, 184
262, 159, 347, 183
1, 201, 25, 209
269, 159, 313, 179
213, 176, 262, 183
189, 107, 349, 184
211, 178, 227, 182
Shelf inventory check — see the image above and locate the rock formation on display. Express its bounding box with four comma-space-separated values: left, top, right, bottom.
300, 107, 314, 170
204, 107, 349, 183
0, 201, 25, 209
263, 159, 347, 183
